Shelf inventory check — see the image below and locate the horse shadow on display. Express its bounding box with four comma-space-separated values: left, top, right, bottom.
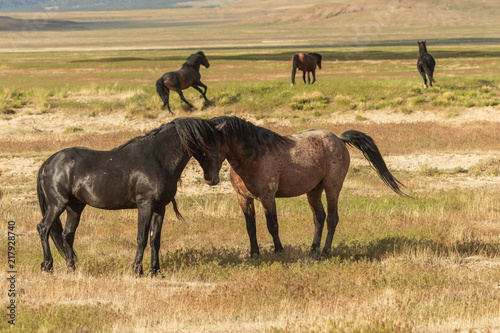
158, 236, 495, 270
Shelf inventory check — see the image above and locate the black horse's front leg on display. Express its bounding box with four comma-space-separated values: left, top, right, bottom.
132, 206, 154, 277
177, 90, 194, 109
149, 208, 165, 276
193, 85, 209, 101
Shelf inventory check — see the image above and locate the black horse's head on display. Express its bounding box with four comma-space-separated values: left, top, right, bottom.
172, 117, 222, 186
417, 41, 427, 54
196, 50, 210, 69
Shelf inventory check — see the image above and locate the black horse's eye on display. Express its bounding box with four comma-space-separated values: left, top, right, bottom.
202, 152, 206, 157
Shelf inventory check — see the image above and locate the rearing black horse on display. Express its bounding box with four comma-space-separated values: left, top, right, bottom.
156, 51, 210, 114
417, 41, 436, 88
37, 118, 222, 276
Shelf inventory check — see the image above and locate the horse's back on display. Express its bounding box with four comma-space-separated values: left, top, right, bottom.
272, 129, 349, 197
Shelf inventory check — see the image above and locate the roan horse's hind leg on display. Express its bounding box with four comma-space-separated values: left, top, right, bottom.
321, 187, 341, 256
306, 185, 326, 256
62, 203, 85, 271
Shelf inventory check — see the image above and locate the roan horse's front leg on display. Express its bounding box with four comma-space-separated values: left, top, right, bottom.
261, 198, 284, 253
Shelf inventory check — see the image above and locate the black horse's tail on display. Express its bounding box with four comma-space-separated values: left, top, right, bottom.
36, 164, 74, 259
291, 54, 299, 85
155, 77, 169, 107
339, 130, 407, 196
171, 198, 184, 220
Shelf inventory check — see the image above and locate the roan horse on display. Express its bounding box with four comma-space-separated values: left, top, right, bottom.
291, 52, 322, 85
156, 51, 210, 114
212, 116, 406, 257
417, 41, 436, 88
37, 118, 222, 276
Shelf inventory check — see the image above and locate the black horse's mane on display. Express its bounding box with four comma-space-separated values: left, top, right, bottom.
211, 116, 290, 157
115, 117, 218, 155
183, 51, 206, 68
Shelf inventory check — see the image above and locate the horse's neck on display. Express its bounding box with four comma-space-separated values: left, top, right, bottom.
149, 129, 192, 178
223, 141, 258, 170
183, 62, 201, 71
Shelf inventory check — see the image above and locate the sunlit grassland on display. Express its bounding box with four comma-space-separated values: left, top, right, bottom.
1, 46, 499, 116
1, 43, 499, 332
0, 184, 499, 332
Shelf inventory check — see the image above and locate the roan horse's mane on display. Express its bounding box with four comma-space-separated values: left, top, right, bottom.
211, 116, 290, 158
115, 117, 218, 155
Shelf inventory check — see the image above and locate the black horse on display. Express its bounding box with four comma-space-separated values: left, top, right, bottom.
37, 118, 222, 276
417, 41, 436, 88
156, 51, 210, 114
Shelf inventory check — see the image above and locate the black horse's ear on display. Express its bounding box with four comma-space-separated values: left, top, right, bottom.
215, 121, 227, 131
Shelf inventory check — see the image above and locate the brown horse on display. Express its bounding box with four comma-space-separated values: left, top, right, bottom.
211, 116, 406, 257
156, 51, 210, 114
291, 52, 322, 85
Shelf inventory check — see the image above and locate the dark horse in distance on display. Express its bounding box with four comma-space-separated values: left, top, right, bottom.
37, 118, 222, 276
291, 52, 322, 85
212, 116, 406, 257
417, 41, 436, 88
156, 51, 210, 114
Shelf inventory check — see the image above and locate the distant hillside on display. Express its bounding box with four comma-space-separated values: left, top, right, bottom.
0, 0, 205, 12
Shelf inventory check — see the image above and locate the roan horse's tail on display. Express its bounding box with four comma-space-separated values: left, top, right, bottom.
291, 54, 299, 85
155, 77, 169, 107
339, 130, 407, 196
36, 163, 75, 260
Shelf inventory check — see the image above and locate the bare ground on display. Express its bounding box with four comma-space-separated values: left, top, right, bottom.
1, 101, 499, 200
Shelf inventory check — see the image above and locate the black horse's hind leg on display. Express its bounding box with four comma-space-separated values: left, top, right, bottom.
321, 188, 340, 257
302, 71, 307, 84
306, 185, 326, 256
237, 194, 259, 256
163, 89, 174, 114
417, 64, 428, 88
132, 205, 154, 277
307, 72, 311, 84
261, 198, 284, 253
62, 203, 85, 272
149, 207, 165, 276
37, 206, 66, 272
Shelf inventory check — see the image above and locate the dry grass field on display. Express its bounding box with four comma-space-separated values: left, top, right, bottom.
1, 0, 500, 332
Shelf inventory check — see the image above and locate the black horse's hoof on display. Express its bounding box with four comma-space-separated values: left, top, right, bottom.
148, 269, 165, 278
274, 245, 284, 253
250, 251, 260, 258
132, 264, 144, 277
40, 261, 54, 272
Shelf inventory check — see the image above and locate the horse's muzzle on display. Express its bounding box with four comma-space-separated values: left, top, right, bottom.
205, 175, 219, 186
